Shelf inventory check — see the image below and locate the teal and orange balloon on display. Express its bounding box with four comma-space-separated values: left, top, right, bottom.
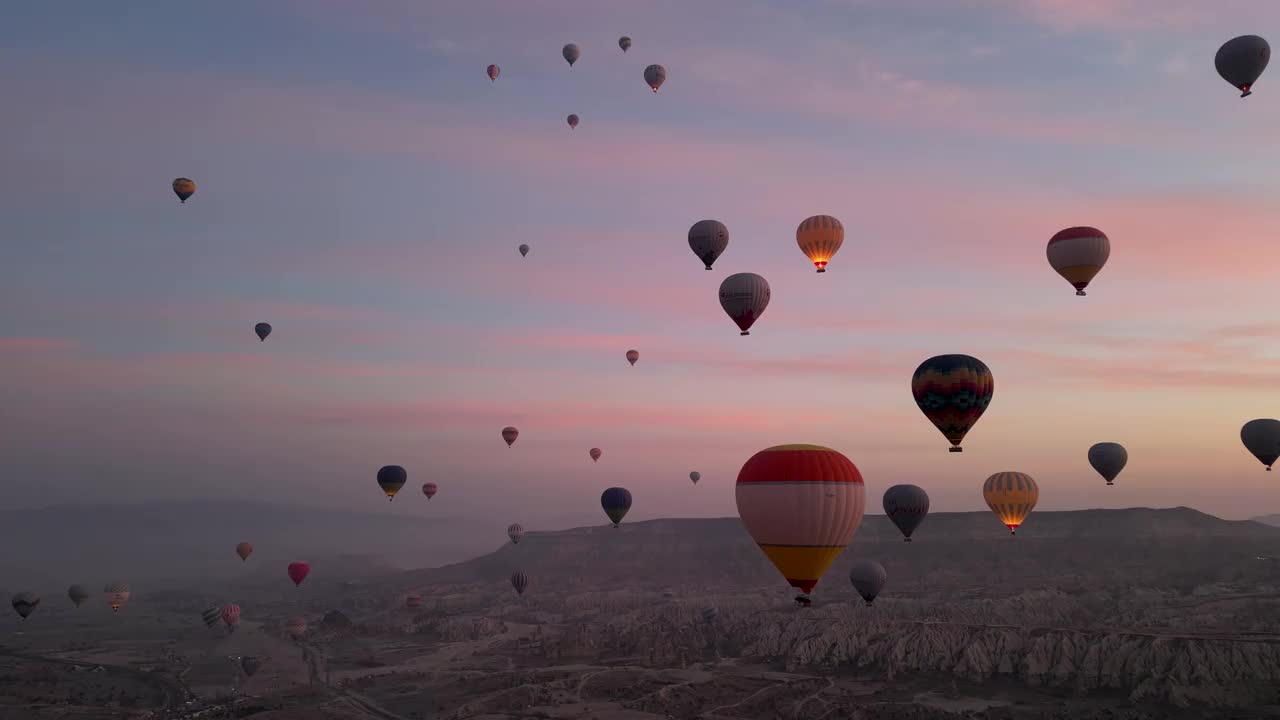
911, 354, 993, 452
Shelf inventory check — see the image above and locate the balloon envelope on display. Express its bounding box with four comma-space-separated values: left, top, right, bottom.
502, 426, 519, 447
222, 603, 241, 628
1241, 419, 1280, 470
1087, 442, 1128, 485
1047, 227, 1110, 296
286, 616, 307, 639
849, 560, 887, 605
1216, 35, 1270, 96
511, 571, 529, 595
201, 606, 221, 629
11, 592, 39, 619
601, 487, 632, 527
422, 482, 438, 499
518, 243, 529, 257
172, 177, 196, 203
67, 585, 89, 607
688, 220, 729, 270
104, 582, 130, 611
567, 114, 580, 129
241, 656, 262, 677
507, 523, 524, 544
796, 215, 844, 272
487, 64, 500, 81
983, 472, 1039, 534
589, 447, 602, 462
254, 322, 271, 341
882, 484, 929, 541
735, 444, 866, 595
236, 542, 253, 562
689, 471, 701, 485
288, 561, 310, 587
719, 273, 771, 335
644, 64, 666, 92
406, 593, 423, 609
701, 607, 718, 623
626, 349, 639, 366
562, 43, 580, 66
911, 354, 993, 452
619, 36, 631, 52
377, 465, 408, 500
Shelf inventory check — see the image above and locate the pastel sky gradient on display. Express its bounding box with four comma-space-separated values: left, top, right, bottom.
4, 0, 1280, 527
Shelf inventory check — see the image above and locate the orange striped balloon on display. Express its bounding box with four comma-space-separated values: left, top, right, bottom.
735, 444, 865, 595
796, 215, 844, 273
982, 472, 1039, 535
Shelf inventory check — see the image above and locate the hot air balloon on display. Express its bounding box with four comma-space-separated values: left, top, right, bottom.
288, 561, 310, 587
983, 472, 1039, 535
689, 471, 701, 485
422, 482, 438, 500
502, 426, 519, 447
236, 542, 254, 562
719, 273, 771, 336
911, 354, 993, 452
1047, 227, 1110, 296
254, 323, 272, 341
601, 487, 632, 527
286, 616, 307, 640
796, 215, 844, 273
644, 64, 666, 92
688, 220, 729, 271
377, 465, 407, 500
487, 64, 500, 82
11, 592, 39, 620
882, 484, 929, 542
511, 571, 529, 595
1216, 35, 1270, 97
849, 560, 887, 606
518, 243, 530, 258
406, 593, 423, 609
507, 523, 524, 544
104, 582, 130, 612
241, 656, 262, 677
626, 349, 639, 366
701, 607, 718, 623
735, 445, 866, 600
619, 36, 632, 52
562, 44, 581, 66
201, 607, 221, 629
172, 177, 196, 203
1241, 419, 1280, 470
67, 585, 88, 607
589, 447, 602, 463
567, 114, 580, 129
1088, 442, 1128, 485
222, 603, 241, 630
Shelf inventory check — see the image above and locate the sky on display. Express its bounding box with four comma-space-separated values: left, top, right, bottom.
4, 0, 1280, 528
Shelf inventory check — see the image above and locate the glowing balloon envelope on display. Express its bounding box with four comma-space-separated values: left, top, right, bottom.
735, 444, 866, 596
982, 472, 1038, 535
796, 215, 844, 273
104, 582, 130, 612
911, 354, 993, 452
719, 273, 770, 336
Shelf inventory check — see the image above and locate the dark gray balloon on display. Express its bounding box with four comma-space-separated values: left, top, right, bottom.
1242, 419, 1280, 470
11, 592, 39, 619
849, 560, 886, 606
1087, 442, 1128, 485
518, 244, 529, 257
201, 606, 221, 629
688, 220, 729, 270
882, 484, 929, 542
241, 656, 262, 677
254, 323, 272, 341
701, 607, 718, 623
1215, 35, 1270, 97
562, 44, 581, 66
67, 585, 89, 607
